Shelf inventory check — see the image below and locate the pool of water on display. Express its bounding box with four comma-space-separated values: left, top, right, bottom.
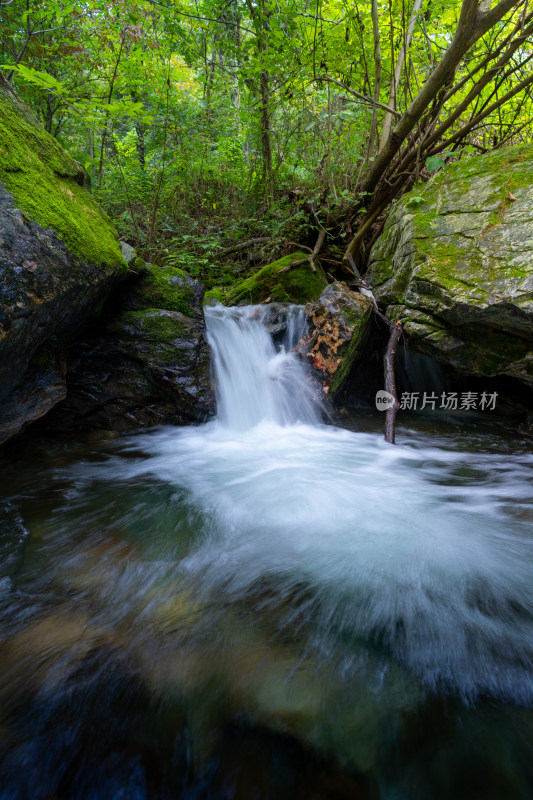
0, 411, 532, 800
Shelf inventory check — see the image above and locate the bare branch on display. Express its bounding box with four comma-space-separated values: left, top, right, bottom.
318, 74, 402, 117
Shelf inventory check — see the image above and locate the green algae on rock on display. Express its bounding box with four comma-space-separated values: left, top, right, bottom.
222, 253, 328, 306
367, 145, 533, 388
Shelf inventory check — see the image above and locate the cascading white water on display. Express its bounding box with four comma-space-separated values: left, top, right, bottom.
205, 304, 324, 428
64, 303, 533, 704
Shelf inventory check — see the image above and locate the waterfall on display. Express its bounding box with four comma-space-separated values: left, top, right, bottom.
205, 303, 325, 429
62, 302, 533, 704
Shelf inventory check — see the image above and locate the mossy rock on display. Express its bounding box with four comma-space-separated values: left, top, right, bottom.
367, 145, 533, 387
0, 87, 124, 266
115, 308, 193, 361
135, 264, 201, 318
109, 308, 214, 416
0, 82, 127, 445
204, 286, 226, 304
40, 305, 215, 434
222, 253, 328, 306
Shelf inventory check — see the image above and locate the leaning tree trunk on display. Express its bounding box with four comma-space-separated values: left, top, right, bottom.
343, 0, 520, 264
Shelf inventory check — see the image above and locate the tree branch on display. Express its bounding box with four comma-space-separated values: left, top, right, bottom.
217, 237, 270, 257
318, 74, 402, 117
342, 0, 526, 262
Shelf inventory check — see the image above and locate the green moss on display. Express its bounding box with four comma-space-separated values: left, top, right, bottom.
223, 253, 327, 306
0, 89, 125, 269
119, 308, 189, 341
204, 286, 226, 304
136, 264, 196, 316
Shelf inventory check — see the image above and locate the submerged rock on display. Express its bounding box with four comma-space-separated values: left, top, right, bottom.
41, 250, 215, 432
0, 79, 127, 444
297, 283, 374, 399
211, 252, 328, 305
367, 145, 533, 388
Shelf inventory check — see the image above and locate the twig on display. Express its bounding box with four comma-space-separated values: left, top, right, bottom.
279, 228, 326, 274
286, 241, 313, 253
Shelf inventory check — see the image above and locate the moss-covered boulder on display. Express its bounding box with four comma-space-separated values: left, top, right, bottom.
367, 145, 533, 388
0, 79, 126, 444
219, 253, 328, 306
296, 283, 373, 399
40, 253, 215, 432
127, 263, 203, 318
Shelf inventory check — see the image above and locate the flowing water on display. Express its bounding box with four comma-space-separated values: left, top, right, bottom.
0, 303, 532, 800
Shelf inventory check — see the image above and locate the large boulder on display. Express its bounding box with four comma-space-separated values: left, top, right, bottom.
297, 283, 373, 399
0, 80, 126, 443
209, 253, 328, 306
40, 256, 215, 432
367, 145, 533, 388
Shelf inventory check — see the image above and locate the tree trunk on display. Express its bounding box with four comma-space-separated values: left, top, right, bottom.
379, 0, 423, 150
367, 0, 382, 158
343, 0, 520, 263
260, 69, 274, 204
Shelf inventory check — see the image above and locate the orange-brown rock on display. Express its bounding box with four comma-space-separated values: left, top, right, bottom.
297, 283, 373, 399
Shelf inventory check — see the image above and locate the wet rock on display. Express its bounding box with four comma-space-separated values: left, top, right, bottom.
0, 346, 67, 443
297, 283, 373, 399
0, 84, 126, 445
367, 145, 533, 388
41, 250, 215, 432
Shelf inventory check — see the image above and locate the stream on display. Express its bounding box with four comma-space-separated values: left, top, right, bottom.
0, 303, 532, 799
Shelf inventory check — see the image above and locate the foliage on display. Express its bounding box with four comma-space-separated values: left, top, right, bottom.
1, 0, 532, 274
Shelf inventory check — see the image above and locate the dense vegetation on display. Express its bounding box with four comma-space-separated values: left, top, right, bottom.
1, 0, 532, 287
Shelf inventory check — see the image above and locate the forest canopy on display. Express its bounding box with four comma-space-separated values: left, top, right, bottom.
1, 0, 532, 283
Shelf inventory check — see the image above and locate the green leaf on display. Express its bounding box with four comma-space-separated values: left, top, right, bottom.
10, 65, 67, 96
426, 156, 446, 172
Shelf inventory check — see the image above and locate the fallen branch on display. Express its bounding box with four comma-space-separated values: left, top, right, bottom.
286, 241, 313, 253
217, 237, 270, 257
384, 322, 402, 444
218, 238, 315, 259
280, 228, 326, 274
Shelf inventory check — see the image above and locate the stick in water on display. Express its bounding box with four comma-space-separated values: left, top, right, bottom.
384, 322, 402, 444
